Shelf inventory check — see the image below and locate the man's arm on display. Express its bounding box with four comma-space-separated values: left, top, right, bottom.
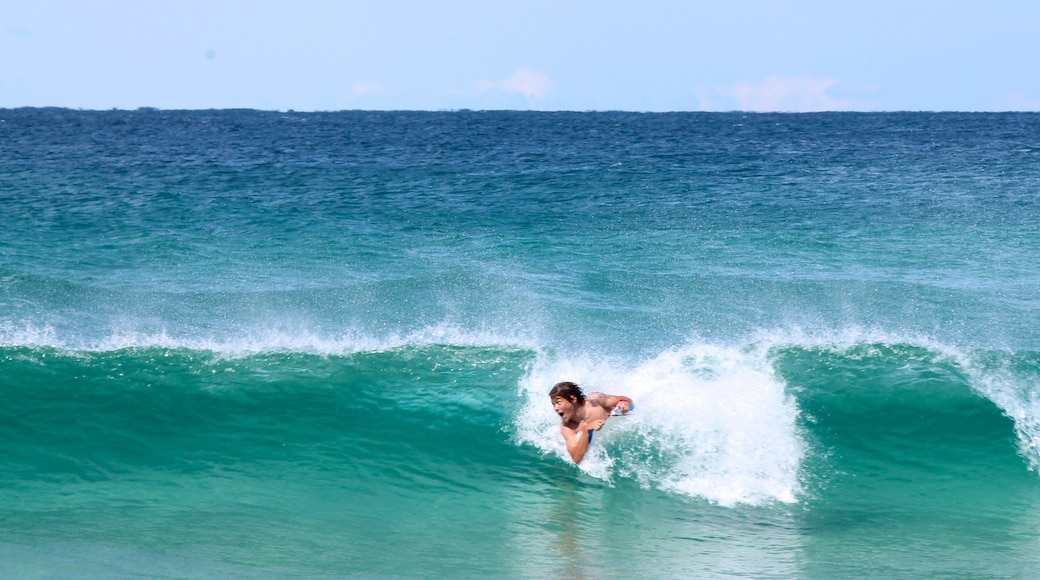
587, 392, 633, 414
560, 418, 605, 464
560, 424, 590, 464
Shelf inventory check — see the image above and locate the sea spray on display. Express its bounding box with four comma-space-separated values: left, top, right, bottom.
516, 342, 804, 505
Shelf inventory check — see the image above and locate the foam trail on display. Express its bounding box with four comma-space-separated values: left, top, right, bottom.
516, 342, 805, 506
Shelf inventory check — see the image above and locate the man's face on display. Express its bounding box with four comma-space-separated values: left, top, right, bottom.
552, 396, 577, 421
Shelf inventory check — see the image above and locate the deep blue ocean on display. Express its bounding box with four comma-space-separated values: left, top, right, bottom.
2, 108, 1040, 577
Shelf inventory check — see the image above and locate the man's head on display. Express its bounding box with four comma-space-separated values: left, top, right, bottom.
550, 381, 585, 404
549, 380, 590, 415
550, 381, 585, 421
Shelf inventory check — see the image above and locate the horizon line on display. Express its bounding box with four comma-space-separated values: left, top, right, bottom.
3, 106, 1039, 115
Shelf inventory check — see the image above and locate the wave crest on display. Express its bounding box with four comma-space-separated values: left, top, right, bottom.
516, 342, 805, 507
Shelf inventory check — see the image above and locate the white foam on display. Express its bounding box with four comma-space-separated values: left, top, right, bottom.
0, 321, 62, 348
0, 320, 540, 356
516, 341, 806, 507
746, 324, 970, 358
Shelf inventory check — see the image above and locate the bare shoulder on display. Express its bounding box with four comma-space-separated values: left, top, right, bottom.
586, 392, 610, 406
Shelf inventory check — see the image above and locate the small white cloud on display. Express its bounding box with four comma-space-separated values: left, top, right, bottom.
699, 76, 861, 112
475, 68, 552, 100
351, 81, 382, 96
500, 68, 551, 99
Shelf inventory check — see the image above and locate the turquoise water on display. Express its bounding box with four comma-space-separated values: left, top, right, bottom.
2, 109, 1040, 577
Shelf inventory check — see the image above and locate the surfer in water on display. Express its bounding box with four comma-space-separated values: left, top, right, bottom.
550, 381, 633, 464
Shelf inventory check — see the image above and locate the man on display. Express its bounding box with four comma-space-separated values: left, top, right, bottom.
550, 381, 633, 464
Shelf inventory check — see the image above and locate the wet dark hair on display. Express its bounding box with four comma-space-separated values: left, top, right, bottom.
549, 381, 585, 404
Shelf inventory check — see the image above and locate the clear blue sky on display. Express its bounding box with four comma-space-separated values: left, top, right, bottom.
3, 0, 1039, 112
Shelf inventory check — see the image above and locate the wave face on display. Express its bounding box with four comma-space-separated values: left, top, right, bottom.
3, 109, 1040, 577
